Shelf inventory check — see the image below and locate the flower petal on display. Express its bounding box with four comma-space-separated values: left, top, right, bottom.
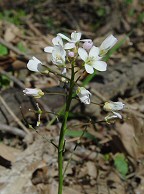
112, 111, 122, 119
64, 42, 75, 49
100, 35, 117, 51
78, 47, 88, 61
79, 87, 91, 95
92, 61, 107, 71
27, 57, 42, 72
44, 46, 53, 53
51, 45, 66, 65
104, 101, 125, 111
76, 87, 91, 104
61, 67, 67, 75
52, 36, 63, 46
71, 31, 81, 42
23, 88, 44, 98
57, 33, 71, 41
89, 46, 100, 57
79, 95, 90, 104
85, 64, 94, 74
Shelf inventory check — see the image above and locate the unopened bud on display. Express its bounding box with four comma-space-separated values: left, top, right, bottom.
103, 101, 125, 112
68, 51, 75, 58
83, 40, 93, 50
23, 88, 44, 98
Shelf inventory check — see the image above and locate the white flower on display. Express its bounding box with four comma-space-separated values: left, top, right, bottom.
51, 45, 66, 66
99, 35, 118, 56
104, 101, 124, 122
103, 101, 125, 112
78, 46, 107, 74
76, 87, 91, 104
105, 111, 122, 123
44, 35, 75, 53
27, 57, 48, 73
58, 31, 92, 45
23, 88, 44, 98
58, 31, 82, 43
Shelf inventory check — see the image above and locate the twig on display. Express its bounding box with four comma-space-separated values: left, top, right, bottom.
0, 95, 31, 135
26, 20, 52, 46
125, 92, 144, 102
0, 123, 25, 138
61, 9, 81, 31
124, 108, 144, 119
91, 87, 107, 102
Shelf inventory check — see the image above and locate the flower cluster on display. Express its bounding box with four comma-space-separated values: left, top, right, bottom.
103, 101, 125, 122
23, 31, 124, 121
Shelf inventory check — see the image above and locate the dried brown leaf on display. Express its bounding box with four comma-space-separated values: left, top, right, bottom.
116, 123, 138, 159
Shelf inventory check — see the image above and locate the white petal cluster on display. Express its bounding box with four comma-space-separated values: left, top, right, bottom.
27, 57, 48, 73
103, 101, 125, 121
78, 46, 107, 74
51, 46, 66, 66
76, 87, 91, 104
99, 35, 118, 56
43, 32, 117, 76
44, 35, 75, 53
103, 101, 125, 111
58, 31, 82, 43
25, 31, 118, 108
105, 111, 122, 123
23, 88, 44, 98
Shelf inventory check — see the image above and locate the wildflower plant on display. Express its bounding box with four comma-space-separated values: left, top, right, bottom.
23, 31, 124, 194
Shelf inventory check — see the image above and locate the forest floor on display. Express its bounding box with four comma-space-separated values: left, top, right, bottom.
0, 1, 144, 194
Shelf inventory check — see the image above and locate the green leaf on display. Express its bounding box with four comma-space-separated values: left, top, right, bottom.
0, 9, 26, 26
97, 8, 106, 17
65, 129, 97, 142
0, 75, 10, 87
17, 42, 27, 53
114, 153, 128, 178
0, 44, 8, 56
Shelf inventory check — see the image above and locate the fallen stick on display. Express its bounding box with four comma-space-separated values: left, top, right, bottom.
0, 123, 25, 138
0, 95, 31, 135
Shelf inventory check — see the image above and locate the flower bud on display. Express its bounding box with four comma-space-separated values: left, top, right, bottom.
83, 40, 93, 50
76, 87, 91, 104
23, 88, 44, 98
99, 35, 117, 56
103, 101, 125, 112
68, 51, 75, 57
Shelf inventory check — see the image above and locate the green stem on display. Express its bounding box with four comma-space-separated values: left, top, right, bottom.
58, 64, 75, 194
